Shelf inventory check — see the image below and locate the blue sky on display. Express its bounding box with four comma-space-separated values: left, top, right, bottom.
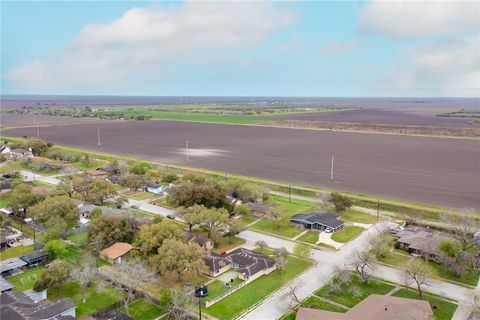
1, 1, 479, 96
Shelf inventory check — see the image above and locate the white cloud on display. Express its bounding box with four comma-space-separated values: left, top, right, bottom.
379, 36, 480, 96
7, 2, 296, 93
320, 40, 367, 54
358, 1, 479, 39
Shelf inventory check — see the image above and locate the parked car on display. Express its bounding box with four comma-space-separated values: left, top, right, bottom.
166, 214, 176, 220
325, 227, 333, 233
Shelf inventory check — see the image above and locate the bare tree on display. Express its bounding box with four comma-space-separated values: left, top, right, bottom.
106, 258, 156, 315
443, 209, 479, 252
255, 240, 268, 253
165, 288, 193, 320
282, 279, 304, 311
267, 207, 284, 229
70, 255, 96, 303
350, 249, 375, 282
403, 259, 431, 300
275, 247, 289, 273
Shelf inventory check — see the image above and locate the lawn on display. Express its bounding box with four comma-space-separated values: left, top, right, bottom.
1, 245, 34, 260
205, 256, 313, 320
249, 196, 315, 238
392, 288, 458, 320
0, 195, 12, 207
121, 190, 154, 200
206, 278, 244, 301
66, 231, 89, 247
301, 296, 347, 312
100, 109, 274, 124
58, 245, 83, 263
212, 236, 246, 254
330, 226, 365, 243
241, 213, 259, 225
49, 280, 124, 317
119, 299, 164, 320
7, 266, 44, 291
340, 209, 378, 224
297, 231, 319, 244
376, 250, 411, 268
315, 274, 395, 308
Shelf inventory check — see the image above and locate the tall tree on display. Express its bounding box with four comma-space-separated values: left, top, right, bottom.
44, 239, 67, 260
329, 192, 352, 213
73, 177, 117, 204
443, 209, 479, 252
70, 255, 96, 303
274, 247, 289, 273
150, 239, 207, 281
34, 260, 71, 292
255, 240, 268, 253
267, 207, 284, 229
30, 196, 79, 230
167, 183, 232, 211
119, 174, 143, 191
403, 259, 431, 300
135, 221, 186, 257
56, 178, 75, 198
226, 217, 245, 244
88, 214, 135, 249
163, 288, 193, 320
175, 204, 205, 231
9, 184, 45, 217
199, 207, 229, 239
350, 249, 375, 282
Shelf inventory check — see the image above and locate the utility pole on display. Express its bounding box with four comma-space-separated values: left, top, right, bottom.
376, 199, 380, 221
289, 184, 291, 203
97, 129, 101, 147
330, 155, 334, 182
33, 115, 39, 137
186, 140, 190, 161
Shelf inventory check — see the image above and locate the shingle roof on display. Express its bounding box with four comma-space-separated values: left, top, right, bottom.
0, 258, 27, 273
143, 181, 161, 189
20, 250, 48, 263
185, 231, 211, 246
291, 212, 344, 229
205, 248, 275, 277
99, 242, 133, 260
398, 232, 451, 256
246, 202, 276, 214
0, 277, 14, 292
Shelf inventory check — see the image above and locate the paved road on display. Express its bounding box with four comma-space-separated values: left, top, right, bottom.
22, 170, 62, 185
239, 224, 475, 320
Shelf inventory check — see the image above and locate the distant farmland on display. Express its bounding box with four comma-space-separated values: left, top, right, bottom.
4, 120, 479, 209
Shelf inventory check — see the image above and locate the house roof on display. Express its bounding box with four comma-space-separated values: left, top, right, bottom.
205, 247, 275, 277
0, 258, 27, 273
398, 232, 451, 257
85, 169, 107, 176
185, 231, 211, 246
143, 181, 162, 189
10, 148, 30, 154
0, 180, 13, 190
0, 277, 14, 292
296, 294, 433, 320
100, 242, 133, 260
291, 212, 344, 229
0, 291, 75, 320
78, 204, 100, 214
20, 250, 48, 263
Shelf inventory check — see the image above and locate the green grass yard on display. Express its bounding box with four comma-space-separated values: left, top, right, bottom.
205, 256, 313, 320
120, 190, 154, 200
66, 232, 89, 247
340, 209, 378, 224
206, 278, 244, 301
392, 288, 457, 320
7, 266, 44, 291
301, 296, 347, 312
330, 226, 365, 243
49, 280, 124, 317
1, 245, 34, 261
297, 231, 319, 244
119, 299, 164, 320
249, 196, 315, 238
0, 196, 12, 207
315, 274, 395, 308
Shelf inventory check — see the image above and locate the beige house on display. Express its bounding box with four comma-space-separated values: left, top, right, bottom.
99, 242, 133, 264
296, 294, 433, 320
84, 169, 108, 179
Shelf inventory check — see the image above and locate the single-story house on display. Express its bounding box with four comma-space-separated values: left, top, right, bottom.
99, 242, 133, 264
290, 212, 345, 232
185, 231, 214, 250
4, 148, 34, 160
296, 294, 433, 320
20, 250, 48, 267
106, 175, 121, 184
204, 247, 276, 281
0, 180, 13, 194
84, 169, 108, 179
0, 277, 14, 293
142, 181, 171, 194
246, 202, 277, 217
1, 290, 76, 320
0, 258, 27, 277
78, 204, 100, 218
397, 231, 451, 263
0, 236, 7, 251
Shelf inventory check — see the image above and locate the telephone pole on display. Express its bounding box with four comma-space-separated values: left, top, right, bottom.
33, 115, 39, 137
186, 140, 190, 161
330, 155, 334, 182
97, 129, 101, 147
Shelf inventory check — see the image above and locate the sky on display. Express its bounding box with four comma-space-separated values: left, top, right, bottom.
1, 1, 479, 97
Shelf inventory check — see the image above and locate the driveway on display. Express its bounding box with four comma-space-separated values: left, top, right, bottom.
21, 170, 61, 185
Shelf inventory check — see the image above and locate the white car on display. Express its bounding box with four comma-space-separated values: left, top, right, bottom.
325, 227, 333, 233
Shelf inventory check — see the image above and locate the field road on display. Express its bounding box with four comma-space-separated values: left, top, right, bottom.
5, 120, 479, 210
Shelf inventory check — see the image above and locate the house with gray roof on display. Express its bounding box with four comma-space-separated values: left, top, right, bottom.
290, 212, 345, 232
397, 231, 451, 263
1, 291, 76, 320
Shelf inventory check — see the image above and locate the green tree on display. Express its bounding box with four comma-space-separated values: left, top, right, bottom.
255, 240, 268, 253
119, 174, 143, 191
226, 217, 245, 244
233, 204, 252, 216
23, 138, 50, 156
129, 162, 150, 175
135, 221, 186, 256
329, 192, 352, 213
30, 196, 79, 230
167, 183, 232, 211
73, 178, 117, 204
34, 260, 71, 292
150, 239, 207, 281
404, 259, 431, 300
56, 178, 75, 198
267, 207, 284, 229
175, 204, 205, 231
45, 239, 67, 260
9, 184, 45, 217
274, 247, 289, 274
294, 244, 311, 259
199, 207, 229, 239
88, 214, 135, 249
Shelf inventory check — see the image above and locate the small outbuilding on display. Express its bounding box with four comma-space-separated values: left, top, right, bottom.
20, 250, 48, 267
99, 242, 133, 264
